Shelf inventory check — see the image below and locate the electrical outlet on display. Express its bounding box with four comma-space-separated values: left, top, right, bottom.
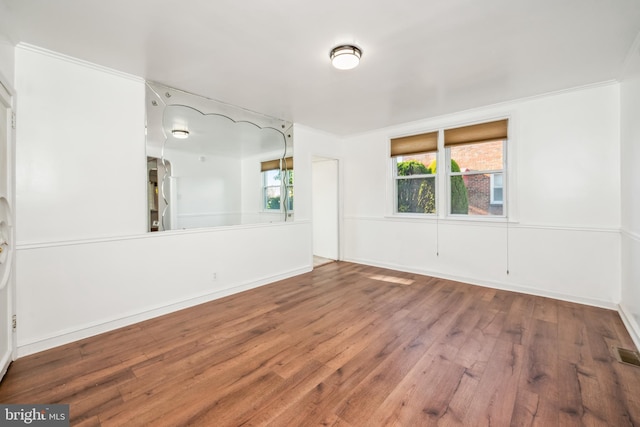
212, 272, 217, 281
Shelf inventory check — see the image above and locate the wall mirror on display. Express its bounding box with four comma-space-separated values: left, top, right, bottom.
146, 82, 294, 232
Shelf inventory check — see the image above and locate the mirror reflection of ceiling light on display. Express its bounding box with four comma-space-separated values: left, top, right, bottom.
171, 129, 189, 139
330, 45, 362, 70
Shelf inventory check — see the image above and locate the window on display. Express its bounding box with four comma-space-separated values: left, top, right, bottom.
261, 158, 293, 212
444, 119, 508, 217
391, 131, 438, 214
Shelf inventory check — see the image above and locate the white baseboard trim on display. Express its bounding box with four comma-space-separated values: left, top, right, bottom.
17, 265, 312, 357
343, 257, 617, 310
618, 304, 640, 351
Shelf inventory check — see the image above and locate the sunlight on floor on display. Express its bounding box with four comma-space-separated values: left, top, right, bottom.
366, 274, 415, 285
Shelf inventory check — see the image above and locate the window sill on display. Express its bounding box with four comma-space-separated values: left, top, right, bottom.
445, 214, 507, 222
384, 214, 438, 223
387, 213, 508, 222
389, 213, 437, 219
386, 214, 516, 224
261, 211, 293, 214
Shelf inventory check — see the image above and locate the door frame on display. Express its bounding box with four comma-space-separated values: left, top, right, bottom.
0, 72, 16, 382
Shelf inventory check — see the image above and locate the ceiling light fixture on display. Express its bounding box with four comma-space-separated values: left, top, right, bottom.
330, 45, 362, 70
171, 129, 189, 139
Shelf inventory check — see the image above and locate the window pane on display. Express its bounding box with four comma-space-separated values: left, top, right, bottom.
493, 187, 503, 203
397, 177, 436, 213
451, 173, 503, 216
491, 173, 503, 204
264, 169, 281, 186
396, 152, 437, 176
264, 186, 281, 210
450, 140, 503, 171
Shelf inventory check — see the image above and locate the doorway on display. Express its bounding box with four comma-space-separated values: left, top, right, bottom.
312, 157, 339, 268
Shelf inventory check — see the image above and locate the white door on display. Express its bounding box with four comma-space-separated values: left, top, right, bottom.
0, 78, 15, 382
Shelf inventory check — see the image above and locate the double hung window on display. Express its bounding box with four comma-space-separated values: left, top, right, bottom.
261, 157, 294, 212
444, 119, 508, 216
391, 131, 438, 214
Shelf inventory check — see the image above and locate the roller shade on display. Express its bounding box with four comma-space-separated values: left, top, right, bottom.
390, 131, 438, 157
260, 157, 294, 172
444, 119, 508, 147
281, 157, 294, 170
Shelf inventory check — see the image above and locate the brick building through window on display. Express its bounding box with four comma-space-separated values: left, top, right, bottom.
450, 140, 504, 215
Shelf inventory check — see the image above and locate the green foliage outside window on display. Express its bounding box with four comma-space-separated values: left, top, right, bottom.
266, 196, 281, 209
396, 159, 469, 214
428, 159, 469, 214
397, 160, 435, 213
265, 170, 294, 211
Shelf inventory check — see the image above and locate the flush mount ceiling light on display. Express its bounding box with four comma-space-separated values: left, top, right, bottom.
330, 45, 362, 70
171, 129, 189, 139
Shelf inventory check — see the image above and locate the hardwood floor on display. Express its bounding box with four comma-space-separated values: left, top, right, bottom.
1, 262, 639, 426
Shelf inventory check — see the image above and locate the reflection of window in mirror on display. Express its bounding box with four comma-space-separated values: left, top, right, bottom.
261, 160, 294, 212
147, 157, 172, 232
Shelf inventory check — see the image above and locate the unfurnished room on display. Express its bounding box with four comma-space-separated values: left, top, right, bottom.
0, 1, 640, 425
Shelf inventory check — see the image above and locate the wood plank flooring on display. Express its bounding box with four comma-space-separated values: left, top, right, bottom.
1, 262, 639, 426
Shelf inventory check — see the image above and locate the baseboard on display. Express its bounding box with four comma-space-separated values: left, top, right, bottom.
17, 266, 312, 357
343, 257, 617, 310
618, 304, 640, 351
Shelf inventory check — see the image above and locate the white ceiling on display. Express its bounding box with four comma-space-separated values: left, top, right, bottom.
2, 0, 640, 136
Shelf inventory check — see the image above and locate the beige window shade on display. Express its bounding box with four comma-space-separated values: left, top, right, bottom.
444, 119, 508, 147
281, 157, 294, 170
390, 131, 438, 157
260, 157, 294, 172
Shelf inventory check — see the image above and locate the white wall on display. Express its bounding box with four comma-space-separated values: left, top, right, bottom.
0, 38, 13, 88
293, 124, 343, 222
15, 45, 147, 243
620, 35, 640, 348
164, 149, 241, 228
13, 45, 319, 356
0, 2, 15, 85
343, 83, 621, 307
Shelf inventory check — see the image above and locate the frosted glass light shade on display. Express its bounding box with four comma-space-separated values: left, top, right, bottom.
330, 45, 361, 70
